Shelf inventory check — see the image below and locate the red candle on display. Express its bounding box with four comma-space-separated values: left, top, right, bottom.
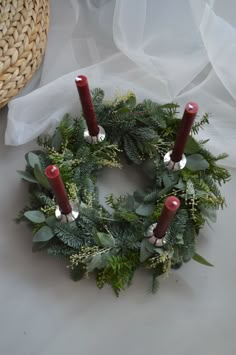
75, 75, 99, 137
45, 165, 72, 215
171, 102, 198, 162
154, 196, 180, 239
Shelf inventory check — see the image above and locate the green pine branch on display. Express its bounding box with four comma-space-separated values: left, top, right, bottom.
53, 223, 82, 249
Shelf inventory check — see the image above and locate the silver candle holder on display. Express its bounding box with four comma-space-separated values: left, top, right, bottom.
164, 150, 187, 171
146, 223, 166, 247
55, 201, 79, 223
84, 125, 106, 144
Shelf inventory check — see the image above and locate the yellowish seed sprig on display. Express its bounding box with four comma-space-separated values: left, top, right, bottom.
145, 251, 171, 276
113, 90, 136, 107
82, 190, 96, 208
48, 147, 82, 169
93, 143, 122, 169
153, 140, 173, 156
186, 196, 198, 222
96, 272, 106, 289
68, 246, 100, 269
98, 158, 122, 169
61, 141, 69, 150
65, 182, 79, 201
105, 194, 126, 210
72, 158, 83, 167
41, 205, 56, 216
68, 246, 110, 271
186, 193, 224, 223
48, 147, 65, 166
205, 194, 225, 206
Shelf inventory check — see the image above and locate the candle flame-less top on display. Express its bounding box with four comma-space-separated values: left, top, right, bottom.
75, 75, 88, 88
45, 165, 59, 179
185, 102, 198, 115
75, 76, 83, 83
164, 196, 180, 211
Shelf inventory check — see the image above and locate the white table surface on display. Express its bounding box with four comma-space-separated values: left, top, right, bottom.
0, 103, 236, 355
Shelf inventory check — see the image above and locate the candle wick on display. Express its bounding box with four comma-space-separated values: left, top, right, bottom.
188, 104, 194, 110
172, 201, 178, 206
75, 77, 83, 82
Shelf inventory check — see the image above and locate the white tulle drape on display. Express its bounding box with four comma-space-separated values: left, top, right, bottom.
5, 0, 236, 167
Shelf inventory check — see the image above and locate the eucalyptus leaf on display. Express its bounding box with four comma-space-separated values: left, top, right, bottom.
17, 171, 38, 183
33, 226, 54, 243
24, 210, 46, 223
133, 190, 146, 203
27, 152, 42, 169
87, 253, 108, 272
144, 239, 156, 253
143, 190, 158, 203
45, 215, 58, 227
96, 232, 115, 248
186, 154, 209, 171
25, 150, 42, 165
192, 253, 214, 267
140, 239, 153, 262
162, 171, 179, 188
162, 172, 172, 188
34, 164, 50, 189
174, 178, 185, 190
154, 247, 165, 255
184, 136, 201, 154
142, 159, 157, 179
136, 203, 155, 216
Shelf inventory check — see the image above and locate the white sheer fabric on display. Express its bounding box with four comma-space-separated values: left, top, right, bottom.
5, 0, 236, 166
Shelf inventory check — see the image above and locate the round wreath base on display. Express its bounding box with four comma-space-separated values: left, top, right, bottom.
16, 89, 230, 295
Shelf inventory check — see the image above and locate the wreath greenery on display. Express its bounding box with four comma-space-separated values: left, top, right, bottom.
16, 88, 230, 295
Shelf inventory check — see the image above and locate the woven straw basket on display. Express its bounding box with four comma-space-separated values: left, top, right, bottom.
0, 0, 49, 108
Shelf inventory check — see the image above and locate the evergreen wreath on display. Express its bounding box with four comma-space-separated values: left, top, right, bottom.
16, 88, 230, 295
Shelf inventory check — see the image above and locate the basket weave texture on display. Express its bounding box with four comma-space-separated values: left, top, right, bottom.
0, 0, 49, 108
